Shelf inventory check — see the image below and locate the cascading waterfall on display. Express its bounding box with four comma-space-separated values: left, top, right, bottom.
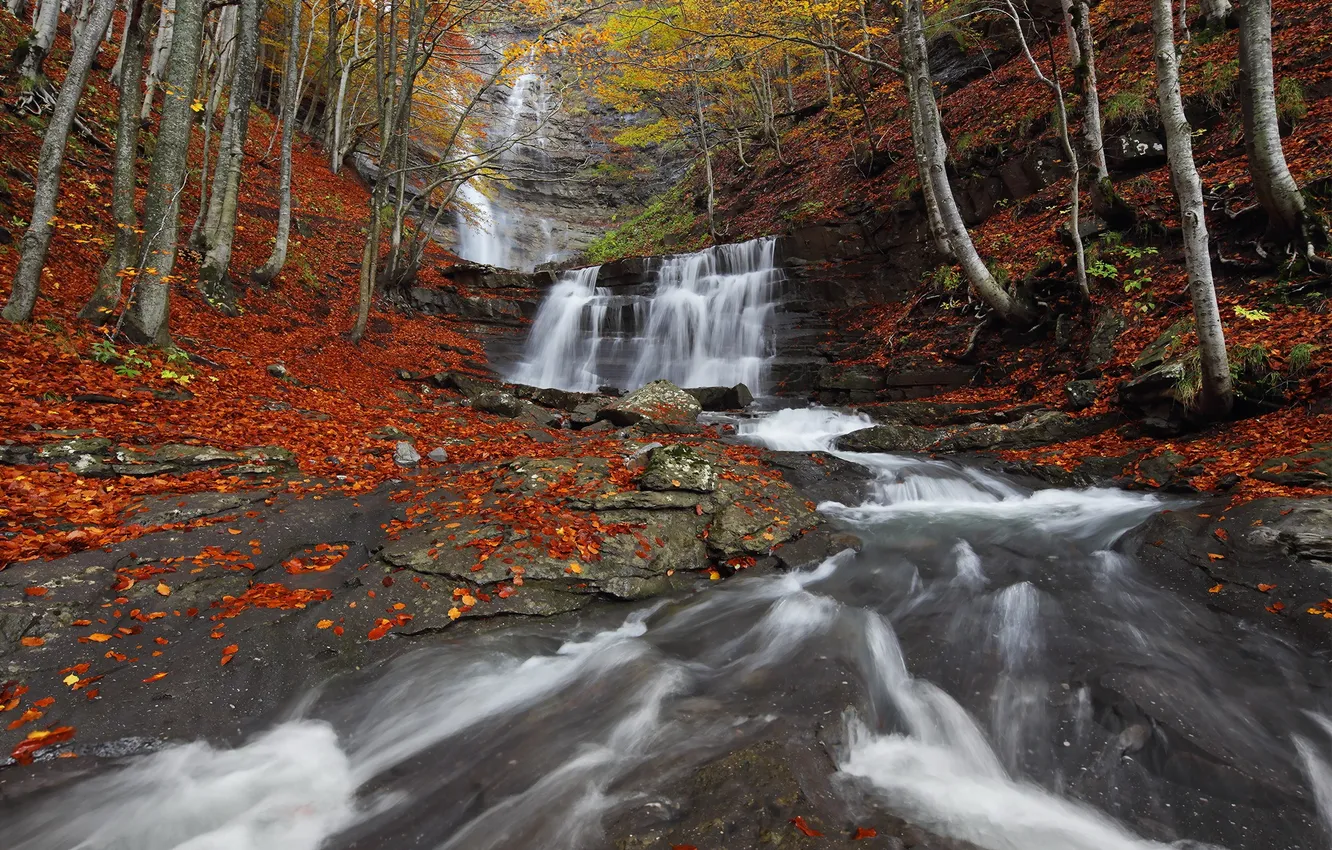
454, 66, 556, 271
510, 237, 783, 394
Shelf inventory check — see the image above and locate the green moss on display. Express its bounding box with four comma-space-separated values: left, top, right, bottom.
1276, 78, 1308, 123
584, 180, 703, 263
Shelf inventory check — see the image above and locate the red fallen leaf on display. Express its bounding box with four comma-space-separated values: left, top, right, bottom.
367, 623, 391, 641
11, 726, 75, 764
382, 575, 394, 587
671, 846, 699, 850
1208, 583, 1224, 593
1257, 583, 1277, 592
1267, 601, 1286, 613
1214, 528, 1229, 542
333, 626, 345, 636
853, 827, 878, 840
20, 636, 44, 647
24, 587, 47, 597
791, 816, 823, 837
34, 696, 55, 708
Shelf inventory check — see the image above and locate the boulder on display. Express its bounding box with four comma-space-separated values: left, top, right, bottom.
1105, 133, 1167, 172
393, 441, 421, 467
930, 411, 1116, 453
683, 383, 754, 411
815, 364, 884, 392
1252, 443, 1332, 489
1118, 360, 1188, 432
1082, 308, 1127, 374
640, 444, 719, 493
472, 391, 560, 427
834, 423, 938, 453
598, 380, 701, 426
428, 371, 499, 400
1065, 379, 1100, 411
427, 447, 449, 463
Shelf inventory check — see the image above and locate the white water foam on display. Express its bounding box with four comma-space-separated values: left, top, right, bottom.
511, 237, 783, 393
734, 405, 872, 451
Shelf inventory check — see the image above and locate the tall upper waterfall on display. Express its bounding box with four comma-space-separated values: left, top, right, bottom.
510, 237, 783, 394
454, 69, 556, 272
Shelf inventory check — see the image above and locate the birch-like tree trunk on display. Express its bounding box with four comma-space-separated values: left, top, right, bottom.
196, 0, 262, 300
109, 0, 134, 85
329, 0, 363, 173
1003, 0, 1089, 300
18, 0, 60, 88
691, 69, 717, 242
1237, 0, 1308, 242
251, 0, 300, 285
82, 0, 154, 323
904, 60, 952, 258
125, 0, 205, 345
4, 0, 116, 323
7, 0, 29, 23
1150, 0, 1233, 416
1073, 0, 1108, 183
140, 0, 176, 121
903, 0, 1030, 323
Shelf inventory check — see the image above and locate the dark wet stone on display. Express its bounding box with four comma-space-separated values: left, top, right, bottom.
1064, 379, 1099, 411
1252, 443, 1332, 489
835, 423, 937, 453
684, 383, 755, 411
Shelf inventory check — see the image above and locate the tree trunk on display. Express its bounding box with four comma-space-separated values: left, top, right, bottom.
140, 0, 175, 121
109, 0, 134, 86
250, 0, 299, 285
18, 0, 60, 87
196, 0, 262, 302
1059, 0, 1082, 70
691, 70, 717, 243
71, 0, 100, 59
1150, 0, 1233, 417
1237, 0, 1307, 242
82, 0, 154, 323
1074, 0, 1108, 183
125, 0, 205, 345
7, 0, 28, 24
902, 0, 1030, 323
904, 60, 952, 258
1200, 0, 1231, 26
4, 0, 116, 324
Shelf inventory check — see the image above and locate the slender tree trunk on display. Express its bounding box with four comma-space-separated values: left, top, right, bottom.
196, 0, 262, 301
125, 0, 205, 345
7, 0, 29, 23
691, 70, 717, 242
903, 0, 1030, 323
1237, 0, 1308, 243
71, 0, 100, 58
140, 0, 175, 121
109, 0, 134, 85
904, 61, 952, 258
351, 0, 394, 342
1150, 0, 1233, 416
1059, 0, 1082, 69
4, 0, 116, 323
82, 0, 153, 323
19, 0, 60, 88
1074, 0, 1108, 183
1004, 0, 1089, 300
251, 0, 299, 285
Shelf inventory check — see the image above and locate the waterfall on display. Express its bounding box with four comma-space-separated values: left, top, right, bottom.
454, 67, 556, 272
510, 237, 783, 394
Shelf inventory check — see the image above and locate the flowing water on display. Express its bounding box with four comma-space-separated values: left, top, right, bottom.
9, 407, 1332, 849
509, 237, 783, 393
454, 68, 557, 271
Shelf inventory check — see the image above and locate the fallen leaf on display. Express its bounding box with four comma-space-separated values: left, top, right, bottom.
853, 827, 878, 840
448, 607, 461, 620
1207, 553, 1225, 561
87, 633, 112, 642
791, 816, 823, 837
1257, 583, 1277, 592
62, 674, 80, 686
316, 619, 334, 629
156, 582, 171, 596
142, 672, 167, 683
1208, 584, 1223, 593
24, 587, 47, 597
19, 636, 44, 647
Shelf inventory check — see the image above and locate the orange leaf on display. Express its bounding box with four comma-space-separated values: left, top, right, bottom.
853, 827, 878, 840
1267, 601, 1286, 613
20, 636, 44, 647
142, 672, 167, 683
87, 633, 112, 642
1257, 583, 1276, 593
791, 816, 822, 837
1207, 553, 1225, 561
316, 619, 334, 629
156, 582, 171, 596
24, 587, 47, 597
1208, 584, 1223, 593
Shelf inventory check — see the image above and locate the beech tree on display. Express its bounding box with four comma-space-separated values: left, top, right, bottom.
17, 0, 60, 93
1149, 0, 1233, 417
901, 0, 1031, 324
1236, 0, 1311, 249
251, 0, 301, 286
82, 0, 157, 323
4, 0, 117, 323
126, 0, 207, 345
197, 0, 265, 303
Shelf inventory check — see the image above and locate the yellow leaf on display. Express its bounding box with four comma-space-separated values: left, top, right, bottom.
1208, 583, 1223, 593
568, 561, 582, 574
156, 582, 171, 596
88, 633, 112, 642
709, 570, 721, 581
448, 607, 461, 620
461, 594, 477, 606
316, 619, 333, 629
63, 674, 79, 685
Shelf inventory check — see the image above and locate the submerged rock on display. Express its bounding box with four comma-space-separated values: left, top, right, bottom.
835, 423, 937, 453
684, 383, 754, 411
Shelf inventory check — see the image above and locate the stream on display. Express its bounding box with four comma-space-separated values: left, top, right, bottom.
7, 406, 1332, 849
